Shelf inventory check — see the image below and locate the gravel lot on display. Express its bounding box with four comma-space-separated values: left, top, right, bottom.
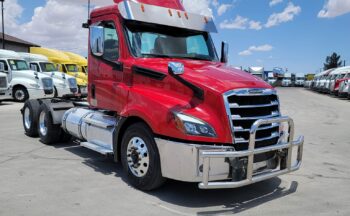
0, 88, 349, 216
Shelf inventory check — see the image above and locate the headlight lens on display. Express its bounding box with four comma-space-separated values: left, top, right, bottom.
68, 78, 78, 88
174, 113, 217, 137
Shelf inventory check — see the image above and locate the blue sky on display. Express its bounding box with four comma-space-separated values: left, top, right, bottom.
12, 0, 350, 74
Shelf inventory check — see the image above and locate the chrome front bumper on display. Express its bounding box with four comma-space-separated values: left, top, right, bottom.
155, 116, 304, 190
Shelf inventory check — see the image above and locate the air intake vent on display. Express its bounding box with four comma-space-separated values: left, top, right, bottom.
224, 89, 280, 150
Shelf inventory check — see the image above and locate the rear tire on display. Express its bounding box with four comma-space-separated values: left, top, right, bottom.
37, 103, 62, 145
121, 123, 165, 191
13, 86, 29, 102
22, 100, 40, 137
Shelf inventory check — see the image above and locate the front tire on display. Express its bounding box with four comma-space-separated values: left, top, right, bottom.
22, 100, 40, 137
13, 86, 29, 102
121, 123, 165, 191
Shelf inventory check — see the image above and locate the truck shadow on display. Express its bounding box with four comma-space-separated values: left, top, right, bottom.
60, 143, 298, 215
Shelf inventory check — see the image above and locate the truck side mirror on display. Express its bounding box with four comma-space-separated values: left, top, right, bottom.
90, 26, 104, 57
30, 64, 38, 72
220, 41, 229, 64
0, 62, 5, 72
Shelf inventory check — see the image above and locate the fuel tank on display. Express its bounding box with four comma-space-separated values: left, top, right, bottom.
62, 108, 116, 150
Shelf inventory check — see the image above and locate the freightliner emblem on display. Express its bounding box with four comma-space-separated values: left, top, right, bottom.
248, 89, 264, 94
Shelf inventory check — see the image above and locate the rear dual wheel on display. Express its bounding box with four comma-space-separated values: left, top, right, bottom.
22, 100, 71, 143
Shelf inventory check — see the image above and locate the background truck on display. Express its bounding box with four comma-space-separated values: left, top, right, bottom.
249, 67, 264, 79
294, 73, 305, 87
63, 51, 88, 74
19, 53, 79, 98
282, 73, 292, 87
0, 63, 11, 103
21, 0, 303, 191
30, 47, 88, 97
0, 49, 55, 102
267, 72, 277, 86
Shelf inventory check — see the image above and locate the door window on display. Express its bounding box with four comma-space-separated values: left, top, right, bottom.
102, 22, 119, 61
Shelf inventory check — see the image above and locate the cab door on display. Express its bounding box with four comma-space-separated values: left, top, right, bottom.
89, 16, 124, 112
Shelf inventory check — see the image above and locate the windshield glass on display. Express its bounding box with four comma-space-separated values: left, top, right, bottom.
297, 77, 305, 80
65, 64, 78, 72
8, 60, 29, 71
125, 21, 218, 61
40, 62, 57, 72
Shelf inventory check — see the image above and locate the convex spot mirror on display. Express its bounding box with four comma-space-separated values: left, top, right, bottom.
90, 26, 104, 57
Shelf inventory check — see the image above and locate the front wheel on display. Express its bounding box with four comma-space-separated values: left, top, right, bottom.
13, 86, 29, 102
121, 123, 165, 191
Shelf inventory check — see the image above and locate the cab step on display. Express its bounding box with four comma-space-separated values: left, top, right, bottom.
80, 142, 113, 155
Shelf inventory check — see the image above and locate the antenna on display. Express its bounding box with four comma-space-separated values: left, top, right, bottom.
88, 0, 91, 19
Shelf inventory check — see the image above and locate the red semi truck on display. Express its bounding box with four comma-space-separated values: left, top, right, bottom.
21, 0, 303, 190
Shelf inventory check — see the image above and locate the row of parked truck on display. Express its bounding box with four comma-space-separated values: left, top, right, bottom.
306, 66, 350, 98
0, 48, 88, 104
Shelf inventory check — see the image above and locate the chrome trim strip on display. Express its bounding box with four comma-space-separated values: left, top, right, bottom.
234, 132, 280, 144
232, 112, 280, 120
234, 122, 279, 132
229, 101, 279, 108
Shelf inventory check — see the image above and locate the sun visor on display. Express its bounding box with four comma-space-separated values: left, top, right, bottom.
118, 0, 217, 33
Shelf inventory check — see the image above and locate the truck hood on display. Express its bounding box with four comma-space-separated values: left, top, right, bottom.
134, 59, 271, 93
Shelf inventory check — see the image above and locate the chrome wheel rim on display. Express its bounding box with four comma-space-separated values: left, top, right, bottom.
39, 111, 47, 136
127, 137, 149, 177
24, 107, 31, 129
15, 89, 25, 101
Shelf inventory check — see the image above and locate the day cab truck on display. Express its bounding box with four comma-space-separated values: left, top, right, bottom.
30, 47, 88, 97
329, 66, 350, 96
63, 51, 88, 74
0, 49, 55, 102
21, 0, 304, 191
19, 53, 79, 98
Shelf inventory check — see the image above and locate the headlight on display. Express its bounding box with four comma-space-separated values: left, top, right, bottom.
174, 113, 217, 137
68, 78, 78, 88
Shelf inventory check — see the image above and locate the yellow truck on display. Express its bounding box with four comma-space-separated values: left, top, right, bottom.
63, 51, 88, 74
30, 47, 88, 96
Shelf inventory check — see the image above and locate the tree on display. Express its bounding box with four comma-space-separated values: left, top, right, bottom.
324, 52, 343, 70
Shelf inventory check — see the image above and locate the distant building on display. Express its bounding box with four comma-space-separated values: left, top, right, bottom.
0, 33, 40, 52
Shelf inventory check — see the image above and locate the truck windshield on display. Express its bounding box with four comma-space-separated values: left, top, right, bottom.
40, 62, 57, 72
124, 21, 218, 61
65, 64, 78, 72
8, 60, 29, 71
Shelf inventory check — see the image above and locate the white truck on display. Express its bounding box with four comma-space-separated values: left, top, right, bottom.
295, 73, 305, 87
267, 72, 277, 85
19, 53, 79, 98
0, 49, 55, 102
0, 63, 11, 103
282, 73, 292, 87
249, 67, 264, 79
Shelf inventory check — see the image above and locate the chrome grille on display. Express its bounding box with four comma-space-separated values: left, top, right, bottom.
0, 77, 7, 88
224, 89, 280, 150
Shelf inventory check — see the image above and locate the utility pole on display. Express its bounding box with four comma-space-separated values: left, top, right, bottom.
0, 0, 5, 49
